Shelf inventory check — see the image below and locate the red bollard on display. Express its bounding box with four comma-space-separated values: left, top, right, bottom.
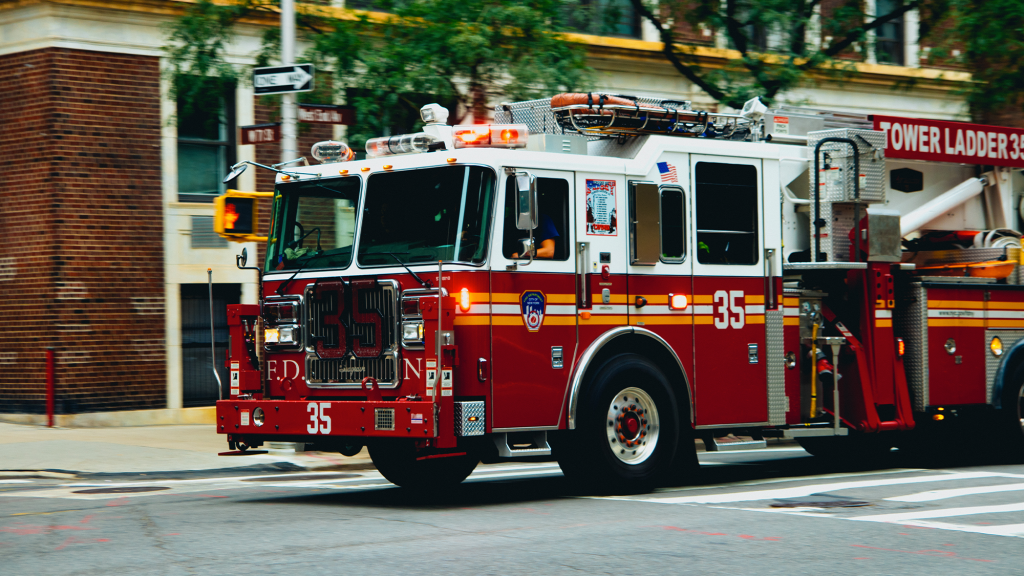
46, 348, 54, 428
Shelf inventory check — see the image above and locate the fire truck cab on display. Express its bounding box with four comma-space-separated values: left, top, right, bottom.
216, 94, 1024, 492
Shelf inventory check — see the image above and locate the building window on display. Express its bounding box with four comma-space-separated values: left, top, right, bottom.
875, 0, 905, 65
569, 0, 641, 39
177, 84, 236, 202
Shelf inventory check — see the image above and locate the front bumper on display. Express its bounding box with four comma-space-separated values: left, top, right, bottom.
216, 399, 436, 439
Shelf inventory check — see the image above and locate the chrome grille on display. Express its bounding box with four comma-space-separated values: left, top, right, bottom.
304, 280, 400, 388
305, 353, 397, 384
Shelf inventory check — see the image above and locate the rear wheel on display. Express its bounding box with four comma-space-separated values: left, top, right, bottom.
369, 441, 478, 490
555, 354, 682, 494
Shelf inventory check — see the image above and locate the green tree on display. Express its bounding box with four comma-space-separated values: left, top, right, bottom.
924, 0, 1024, 123
629, 0, 926, 109
164, 0, 592, 140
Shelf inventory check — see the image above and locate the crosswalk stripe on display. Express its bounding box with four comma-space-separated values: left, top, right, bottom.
887, 482, 1024, 502
640, 472, 1013, 504
894, 521, 1024, 538
853, 502, 1024, 522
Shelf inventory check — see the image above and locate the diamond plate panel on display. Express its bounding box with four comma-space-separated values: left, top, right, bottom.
986, 330, 1024, 404
895, 283, 928, 412
454, 400, 485, 436
766, 309, 786, 425
807, 128, 886, 203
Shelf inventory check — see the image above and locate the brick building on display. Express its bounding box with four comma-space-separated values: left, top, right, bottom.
0, 0, 976, 415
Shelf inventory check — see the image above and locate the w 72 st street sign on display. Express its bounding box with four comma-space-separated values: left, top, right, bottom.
253, 64, 314, 95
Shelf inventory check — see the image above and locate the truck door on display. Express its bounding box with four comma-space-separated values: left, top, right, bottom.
690, 156, 768, 426
491, 170, 577, 429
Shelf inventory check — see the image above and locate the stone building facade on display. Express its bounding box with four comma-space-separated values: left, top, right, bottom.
0, 0, 976, 414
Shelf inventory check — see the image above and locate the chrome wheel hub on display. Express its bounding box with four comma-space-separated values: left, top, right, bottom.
606, 387, 660, 465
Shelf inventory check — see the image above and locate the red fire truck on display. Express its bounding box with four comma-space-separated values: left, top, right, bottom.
214, 94, 1024, 492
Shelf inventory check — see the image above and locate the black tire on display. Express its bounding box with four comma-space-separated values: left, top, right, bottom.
554, 353, 682, 494
369, 441, 478, 490
998, 364, 1024, 461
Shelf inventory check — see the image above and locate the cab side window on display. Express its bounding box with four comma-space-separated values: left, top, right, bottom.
695, 162, 758, 265
502, 177, 570, 261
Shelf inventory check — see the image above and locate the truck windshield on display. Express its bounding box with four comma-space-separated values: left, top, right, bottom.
266, 176, 361, 272
357, 165, 496, 266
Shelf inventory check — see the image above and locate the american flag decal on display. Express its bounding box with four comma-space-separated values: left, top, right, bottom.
658, 161, 678, 183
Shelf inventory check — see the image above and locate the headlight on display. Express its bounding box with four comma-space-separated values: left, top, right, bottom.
402, 321, 424, 346
278, 325, 298, 345
991, 337, 1004, 357
265, 328, 280, 343
265, 301, 298, 323
253, 407, 265, 427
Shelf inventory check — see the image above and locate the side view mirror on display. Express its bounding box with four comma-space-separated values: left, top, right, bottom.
515, 172, 538, 231
223, 162, 248, 184
518, 238, 535, 259
236, 247, 248, 269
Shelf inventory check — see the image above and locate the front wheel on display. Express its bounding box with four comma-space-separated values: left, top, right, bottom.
555, 354, 682, 494
369, 441, 478, 490
998, 366, 1024, 461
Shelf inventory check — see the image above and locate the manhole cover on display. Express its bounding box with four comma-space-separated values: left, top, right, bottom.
770, 494, 870, 508
242, 473, 360, 482
72, 486, 171, 494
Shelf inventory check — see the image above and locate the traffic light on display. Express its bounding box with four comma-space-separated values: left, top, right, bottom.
214, 190, 272, 242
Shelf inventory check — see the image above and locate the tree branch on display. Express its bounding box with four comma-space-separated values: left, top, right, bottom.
808, 0, 922, 68
628, 0, 730, 104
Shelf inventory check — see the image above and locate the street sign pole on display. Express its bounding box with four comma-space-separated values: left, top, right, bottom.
281, 0, 296, 163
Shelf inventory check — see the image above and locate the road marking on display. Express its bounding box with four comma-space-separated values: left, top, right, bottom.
0, 480, 31, 484
854, 502, 1024, 522
886, 482, 1024, 502
638, 472, 1013, 504
892, 520, 1024, 538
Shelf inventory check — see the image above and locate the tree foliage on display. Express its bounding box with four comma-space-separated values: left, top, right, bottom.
630, 0, 923, 109
164, 0, 592, 139
924, 0, 1024, 121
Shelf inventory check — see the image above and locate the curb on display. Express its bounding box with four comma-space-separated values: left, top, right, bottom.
0, 406, 216, 428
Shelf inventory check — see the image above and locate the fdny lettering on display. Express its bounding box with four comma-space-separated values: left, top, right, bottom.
713, 290, 746, 329
403, 357, 423, 380
521, 291, 546, 332
267, 359, 301, 380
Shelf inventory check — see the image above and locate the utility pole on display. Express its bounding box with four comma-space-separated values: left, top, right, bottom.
281, 0, 297, 163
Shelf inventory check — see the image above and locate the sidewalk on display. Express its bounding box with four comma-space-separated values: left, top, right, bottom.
0, 422, 374, 477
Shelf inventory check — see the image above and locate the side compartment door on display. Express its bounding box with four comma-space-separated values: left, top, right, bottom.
491, 170, 577, 429
690, 156, 768, 426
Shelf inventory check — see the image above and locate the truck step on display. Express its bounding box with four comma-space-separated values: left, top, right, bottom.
703, 437, 767, 452
494, 432, 551, 458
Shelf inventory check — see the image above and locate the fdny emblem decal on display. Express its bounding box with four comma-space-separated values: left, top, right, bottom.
521, 291, 546, 332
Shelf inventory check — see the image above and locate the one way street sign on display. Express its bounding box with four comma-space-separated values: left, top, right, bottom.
253, 64, 315, 95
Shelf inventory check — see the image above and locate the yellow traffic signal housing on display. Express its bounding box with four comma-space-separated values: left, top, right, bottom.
214, 190, 273, 242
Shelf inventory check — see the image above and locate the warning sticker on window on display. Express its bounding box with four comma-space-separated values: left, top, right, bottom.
585, 179, 617, 236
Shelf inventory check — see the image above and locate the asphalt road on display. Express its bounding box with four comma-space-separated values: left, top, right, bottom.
2, 447, 1023, 575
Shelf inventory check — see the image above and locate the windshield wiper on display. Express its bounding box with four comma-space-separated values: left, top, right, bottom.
276, 252, 335, 295
384, 252, 431, 288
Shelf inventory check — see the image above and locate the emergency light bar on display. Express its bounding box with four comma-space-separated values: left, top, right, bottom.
365, 132, 441, 158
452, 124, 529, 149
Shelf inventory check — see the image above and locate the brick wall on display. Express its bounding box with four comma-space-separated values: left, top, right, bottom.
0, 48, 166, 414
